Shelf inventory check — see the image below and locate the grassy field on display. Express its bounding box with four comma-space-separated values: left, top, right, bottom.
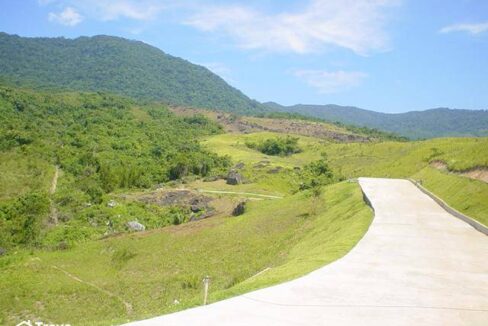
0, 182, 372, 325
203, 133, 488, 225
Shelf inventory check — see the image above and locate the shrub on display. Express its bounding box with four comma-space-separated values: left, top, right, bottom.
246, 136, 302, 156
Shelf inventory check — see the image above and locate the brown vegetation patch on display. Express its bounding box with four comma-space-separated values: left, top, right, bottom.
169, 106, 371, 142
430, 160, 488, 183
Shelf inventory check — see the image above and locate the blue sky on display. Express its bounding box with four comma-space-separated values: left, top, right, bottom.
0, 0, 487, 113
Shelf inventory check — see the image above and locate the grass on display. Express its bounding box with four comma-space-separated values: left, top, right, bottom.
203, 132, 488, 225
0, 151, 54, 200
0, 182, 372, 325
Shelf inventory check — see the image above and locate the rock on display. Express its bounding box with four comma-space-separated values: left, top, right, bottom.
189, 210, 215, 222
267, 166, 283, 174
107, 200, 117, 208
0, 247, 6, 256
234, 162, 245, 170
127, 221, 146, 232
190, 197, 207, 212
232, 201, 247, 216
253, 160, 270, 169
226, 170, 242, 185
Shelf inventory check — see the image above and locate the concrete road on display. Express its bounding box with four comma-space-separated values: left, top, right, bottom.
124, 178, 488, 326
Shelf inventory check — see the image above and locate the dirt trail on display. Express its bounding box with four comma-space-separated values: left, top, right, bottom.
50, 165, 59, 194
51, 264, 133, 314
49, 166, 59, 224
198, 189, 283, 199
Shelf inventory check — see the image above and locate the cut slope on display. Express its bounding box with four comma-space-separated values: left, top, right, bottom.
0, 32, 264, 114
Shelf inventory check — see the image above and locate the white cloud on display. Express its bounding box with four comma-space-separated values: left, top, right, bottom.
87, 1, 165, 21
48, 7, 83, 26
440, 22, 488, 35
292, 69, 367, 93
185, 0, 399, 55
43, 0, 167, 22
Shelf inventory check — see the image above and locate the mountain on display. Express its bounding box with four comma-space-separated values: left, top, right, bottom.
265, 102, 488, 139
0, 32, 264, 114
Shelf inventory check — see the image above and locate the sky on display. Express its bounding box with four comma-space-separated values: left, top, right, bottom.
0, 0, 487, 113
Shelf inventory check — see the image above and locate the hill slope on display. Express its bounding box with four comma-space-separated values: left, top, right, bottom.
266, 102, 488, 139
0, 32, 264, 114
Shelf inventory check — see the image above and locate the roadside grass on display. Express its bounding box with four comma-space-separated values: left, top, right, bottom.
0, 182, 371, 326
412, 167, 488, 226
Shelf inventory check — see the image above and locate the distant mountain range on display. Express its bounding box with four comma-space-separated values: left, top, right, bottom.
265, 103, 488, 139
0, 32, 264, 114
1, 32, 487, 139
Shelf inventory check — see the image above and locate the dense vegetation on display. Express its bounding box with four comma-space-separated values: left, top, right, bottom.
266, 102, 488, 139
245, 136, 302, 156
0, 85, 231, 249
0, 32, 265, 114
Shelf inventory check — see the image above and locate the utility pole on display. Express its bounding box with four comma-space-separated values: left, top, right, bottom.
203, 275, 210, 305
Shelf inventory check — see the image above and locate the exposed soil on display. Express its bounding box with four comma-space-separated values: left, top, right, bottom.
169, 106, 371, 142
461, 168, 488, 183
138, 189, 214, 215
135, 188, 244, 222
430, 160, 488, 183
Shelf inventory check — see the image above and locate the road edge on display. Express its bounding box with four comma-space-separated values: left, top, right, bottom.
409, 179, 488, 236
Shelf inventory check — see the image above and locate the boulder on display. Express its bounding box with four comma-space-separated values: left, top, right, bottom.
127, 221, 146, 232
226, 170, 242, 185
0, 247, 6, 256
232, 201, 247, 216
107, 200, 117, 208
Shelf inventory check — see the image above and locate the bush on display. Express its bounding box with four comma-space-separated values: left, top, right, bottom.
246, 136, 302, 156
299, 159, 334, 191
0, 192, 50, 247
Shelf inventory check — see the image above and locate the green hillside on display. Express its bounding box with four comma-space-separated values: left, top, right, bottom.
0, 85, 231, 249
0, 32, 264, 114
267, 102, 488, 139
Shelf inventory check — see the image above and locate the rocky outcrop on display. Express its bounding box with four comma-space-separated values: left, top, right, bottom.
127, 221, 146, 232
232, 201, 247, 216
226, 170, 243, 185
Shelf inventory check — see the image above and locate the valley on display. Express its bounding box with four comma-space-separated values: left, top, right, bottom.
0, 25, 487, 326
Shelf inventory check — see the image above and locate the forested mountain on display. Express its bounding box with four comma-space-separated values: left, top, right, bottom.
266, 102, 488, 139
0, 32, 264, 114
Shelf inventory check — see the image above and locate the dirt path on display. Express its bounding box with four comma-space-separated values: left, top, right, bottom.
49, 165, 60, 224
51, 264, 133, 314
197, 189, 283, 199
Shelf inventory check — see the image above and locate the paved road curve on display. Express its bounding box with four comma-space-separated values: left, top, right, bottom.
124, 178, 488, 326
